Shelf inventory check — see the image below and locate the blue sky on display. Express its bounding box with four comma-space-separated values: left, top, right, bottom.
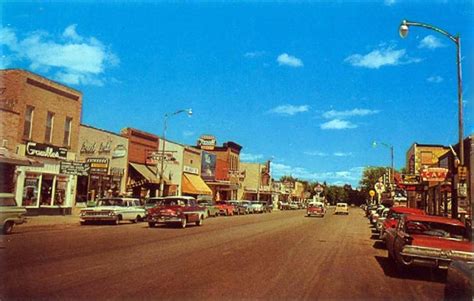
1, 1, 473, 187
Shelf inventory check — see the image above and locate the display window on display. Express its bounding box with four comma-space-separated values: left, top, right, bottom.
23, 174, 40, 207
54, 176, 67, 206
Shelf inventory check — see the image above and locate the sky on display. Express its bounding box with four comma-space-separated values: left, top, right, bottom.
1, 1, 473, 187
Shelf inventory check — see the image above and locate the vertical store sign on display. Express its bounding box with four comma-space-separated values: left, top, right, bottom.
201, 152, 216, 181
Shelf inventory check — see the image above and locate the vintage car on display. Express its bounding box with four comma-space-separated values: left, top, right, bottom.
385, 215, 473, 271
214, 201, 235, 216
279, 201, 290, 210
444, 260, 474, 301
226, 200, 247, 215
197, 200, 220, 218
147, 196, 206, 228
0, 193, 27, 234
250, 201, 264, 213
307, 202, 326, 217
260, 201, 273, 213
240, 200, 253, 214
80, 197, 145, 225
334, 203, 349, 215
379, 207, 426, 241
144, 197, 164, 218
375, 208, 391, 231
371, 206, 388, 225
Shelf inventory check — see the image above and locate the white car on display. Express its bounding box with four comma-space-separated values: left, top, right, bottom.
334, 203, 349, 215
250, 201, 264, 213
0, 193, 27, 234
80, 197, 145, 225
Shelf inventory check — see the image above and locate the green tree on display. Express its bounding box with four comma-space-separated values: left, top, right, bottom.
359, 167, 387, 193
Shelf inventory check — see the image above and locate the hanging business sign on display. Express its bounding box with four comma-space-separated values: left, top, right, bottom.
421, 168, 448, 182
26, 141, 68, 160
60, 161, 90, 176
86, 157, 109, 175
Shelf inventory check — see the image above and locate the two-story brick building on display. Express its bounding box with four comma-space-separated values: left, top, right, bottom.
0, 69, 83, 214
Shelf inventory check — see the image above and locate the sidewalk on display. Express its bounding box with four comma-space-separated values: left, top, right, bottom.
21, 214, 80, 231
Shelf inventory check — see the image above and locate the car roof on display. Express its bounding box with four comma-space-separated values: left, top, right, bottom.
404, 214, 466, 226
163, 196, 196, 200
390, 206, 426, 215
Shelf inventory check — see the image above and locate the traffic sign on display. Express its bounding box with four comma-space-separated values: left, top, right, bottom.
369, 190, 375, 197
374, 182, 385, 194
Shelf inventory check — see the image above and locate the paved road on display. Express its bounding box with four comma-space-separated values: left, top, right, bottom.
1, 208, 446, 300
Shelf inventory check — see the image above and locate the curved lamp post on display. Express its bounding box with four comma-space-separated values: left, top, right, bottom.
159, 108, 192, 197
399, 20, 464, 219
372, 141, 394, 189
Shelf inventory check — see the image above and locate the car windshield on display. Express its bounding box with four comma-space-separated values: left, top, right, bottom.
405, 221, 467, 239
162, 199, 187, 206
98, 198, 124, 206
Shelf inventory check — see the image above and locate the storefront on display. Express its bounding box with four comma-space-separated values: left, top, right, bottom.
15, 142, 76, 215
76, 125, 128, 203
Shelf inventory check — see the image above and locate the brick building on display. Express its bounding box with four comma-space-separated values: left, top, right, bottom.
0, 69, 83, 214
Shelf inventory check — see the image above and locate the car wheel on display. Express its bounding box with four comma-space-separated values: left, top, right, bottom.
131, 216, 139, 223
181, 218, 187, 228
114, 216, 120, 225
148, 222, 156, 228
196, 215, 203, 226
80, 221, 88, 226
3, 221, 14, 234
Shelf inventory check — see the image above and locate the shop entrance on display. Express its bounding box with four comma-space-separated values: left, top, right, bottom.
40, 175, 54, 206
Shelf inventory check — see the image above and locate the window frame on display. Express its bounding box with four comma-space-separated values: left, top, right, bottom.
63, 116, 72, 147
45, 111, 55, 143
23, 105, 35, 140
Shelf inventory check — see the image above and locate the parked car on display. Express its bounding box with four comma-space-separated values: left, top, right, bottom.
289, 202, 299, 210
0, 193, 27, 234
147, 196, 206, 228
250, 201, 264, 213
226, 200, 247, 215
260, 201, 273, 213
379, 207, 426, 242
197, 200, 220, 218
385, 214, 473, 271
375, 208, 391, 231
307, 202, 326, 217
334, 203, 349, 215
279, 201, 290, 210
80, 197, 145, 225
371, 206, 387, 225
215, 201, 235, 216
444, 261, 474, 301
240, 200, 253, 214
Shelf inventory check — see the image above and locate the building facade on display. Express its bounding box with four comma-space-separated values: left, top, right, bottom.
181, 146, 212, 198
76, 124, 128, 203
0, 69, 83, 215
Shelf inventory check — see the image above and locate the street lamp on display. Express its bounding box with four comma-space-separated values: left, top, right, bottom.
399, 19, 464, 219
159, 108, 192, 197
372, 141, 394, 189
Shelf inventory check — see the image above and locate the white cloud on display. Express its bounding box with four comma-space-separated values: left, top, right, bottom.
320, 119, 357, 130
277, 53, 303, 67
344, 46, 420, 69
333, 152, 353, 157
269, 104, 309, 116
0, 25, 119, 86
244, 51, 265, 58
427, 75, 444, 83
304, 151, 328, 157
182, 130, 195, 137
322, 108, 380, 119
240, 153, 264, 162
418, 35, 445, 49
271, 162, 363, 186
384, 0, 396, 6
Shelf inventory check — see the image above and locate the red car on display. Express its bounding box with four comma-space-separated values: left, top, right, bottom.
379, 207, 426, 241
215, 201, 235, 216
306, 202, 326, 217
385, 214, 473, 271
146, 196, 206, 228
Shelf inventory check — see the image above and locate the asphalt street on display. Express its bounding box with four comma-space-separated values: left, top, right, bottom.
1, 208, 446, 300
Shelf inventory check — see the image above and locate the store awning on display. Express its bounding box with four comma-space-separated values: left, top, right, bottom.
0, 148, 43, 167
129, 163, 160, 184
182, 173, 212, 195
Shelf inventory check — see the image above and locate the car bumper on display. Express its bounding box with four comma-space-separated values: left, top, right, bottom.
148, 216, 184, 224
80, 216, 116, 221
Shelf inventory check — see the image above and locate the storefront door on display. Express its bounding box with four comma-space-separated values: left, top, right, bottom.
40, 175, 54, 206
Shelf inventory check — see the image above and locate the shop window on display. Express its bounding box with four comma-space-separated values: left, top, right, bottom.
23, 174, 40, 206
54, 176, 67, 206
45, 111, 55, 143
40, 175, 54, 206
63, 117, 72, 147
23, 106, 34, 139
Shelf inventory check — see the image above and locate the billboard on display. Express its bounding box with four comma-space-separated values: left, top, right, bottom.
201, 151, 216, 181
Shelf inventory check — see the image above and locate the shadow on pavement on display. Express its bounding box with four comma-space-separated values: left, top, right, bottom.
372, 241, 385, 249
374, 256, 447, 283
